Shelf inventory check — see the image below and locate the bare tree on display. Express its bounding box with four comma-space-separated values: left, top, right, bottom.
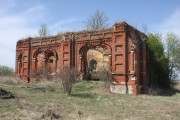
142, 24, 148, 34
56, 66, 80, 95
38, 24, 49, 37
85, 10, 109, 30
166, 33, 180, 80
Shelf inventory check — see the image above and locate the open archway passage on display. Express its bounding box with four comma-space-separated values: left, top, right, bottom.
85, 48, 110, 80
89, 59, 97, 71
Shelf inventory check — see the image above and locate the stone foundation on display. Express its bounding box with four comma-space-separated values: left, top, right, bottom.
110, 85, 133, 94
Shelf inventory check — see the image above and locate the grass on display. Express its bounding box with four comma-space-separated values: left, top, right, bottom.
0, 77, 180, 120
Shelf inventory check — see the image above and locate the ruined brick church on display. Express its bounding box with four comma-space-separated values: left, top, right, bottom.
16, 22, 149, 94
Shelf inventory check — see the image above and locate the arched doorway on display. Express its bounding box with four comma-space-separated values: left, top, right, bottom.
79, 44, 111, 80
89, 59, 97, 71
87, 49, 104, 71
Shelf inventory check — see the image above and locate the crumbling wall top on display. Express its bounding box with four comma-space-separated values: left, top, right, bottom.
16, 21, 147, 44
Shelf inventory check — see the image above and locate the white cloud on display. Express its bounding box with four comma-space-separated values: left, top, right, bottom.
0, 1, 44, 69
158, 9, 180, 34
50, 18, 82, 29
0, 5, 45, 29
0, 1, 83, 69
50, 18, 83, 34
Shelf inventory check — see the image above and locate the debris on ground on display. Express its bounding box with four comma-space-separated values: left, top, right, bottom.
0, 88, 15, 99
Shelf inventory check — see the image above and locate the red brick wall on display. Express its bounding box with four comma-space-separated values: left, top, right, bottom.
16, 22, 148, 94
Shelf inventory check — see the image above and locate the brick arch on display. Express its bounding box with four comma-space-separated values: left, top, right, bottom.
44, 49, 58, 60
32, 49, 46, 71
33, 48, 45, 59
79, 42, 112, 55
44, 49, 58, 74
78, 42, 112, 79
99, 42, 112, 67
79, 42, 112, 64
100, 43, 112, 55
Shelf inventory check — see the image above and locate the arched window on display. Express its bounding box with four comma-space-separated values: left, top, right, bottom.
89, 59, 97, 71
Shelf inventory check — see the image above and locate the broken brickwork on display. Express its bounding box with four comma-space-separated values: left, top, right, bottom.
15, 22, 149, 94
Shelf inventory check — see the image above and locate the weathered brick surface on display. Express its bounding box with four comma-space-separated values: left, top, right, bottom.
15, 22, 149, 94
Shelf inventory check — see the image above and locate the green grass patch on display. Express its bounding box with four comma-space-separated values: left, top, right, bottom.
0, 77, 180, 120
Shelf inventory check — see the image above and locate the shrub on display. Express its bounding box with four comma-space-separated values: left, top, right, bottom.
56, 66, 80, 95
30, 67, 44, 82
96, 66, 114, 91
0, 65, 14, 76
147, 34, 170, 88
30, 67, 52, 82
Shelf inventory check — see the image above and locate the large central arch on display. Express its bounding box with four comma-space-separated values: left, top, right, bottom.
79, 42, 112, 79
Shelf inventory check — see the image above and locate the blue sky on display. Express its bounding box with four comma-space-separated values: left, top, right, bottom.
0, 0, 180, 69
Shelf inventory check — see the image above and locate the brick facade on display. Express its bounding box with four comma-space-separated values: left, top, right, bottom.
15, 22, 149, 94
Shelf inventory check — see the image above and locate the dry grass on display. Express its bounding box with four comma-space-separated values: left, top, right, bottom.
0, 77, 180, 120
174, 80, 180, 90
0, 76, 20, 85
